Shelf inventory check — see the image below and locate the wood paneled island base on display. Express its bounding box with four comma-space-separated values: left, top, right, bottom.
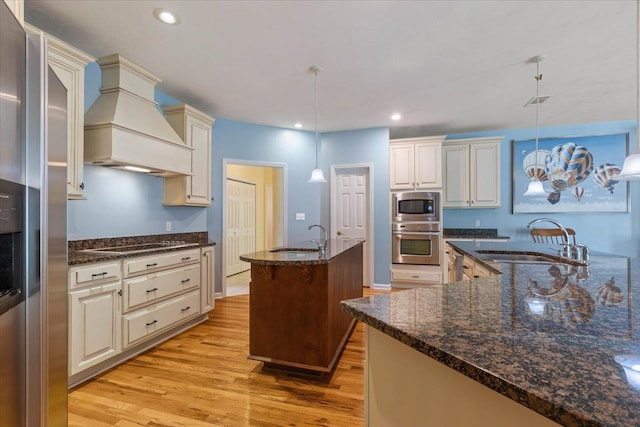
243, 240, 364, 373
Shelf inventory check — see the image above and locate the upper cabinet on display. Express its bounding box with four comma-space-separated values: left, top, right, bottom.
442, 137, 502, 208
162, 104, 215, 206
3, 0, 24, 26
26, 24, 94, 200
390, 136, 445, 190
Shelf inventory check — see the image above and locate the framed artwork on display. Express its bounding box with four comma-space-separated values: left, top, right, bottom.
512, 133, 629, 213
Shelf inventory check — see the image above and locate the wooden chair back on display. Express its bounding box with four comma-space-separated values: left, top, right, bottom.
530, 228, 577, 245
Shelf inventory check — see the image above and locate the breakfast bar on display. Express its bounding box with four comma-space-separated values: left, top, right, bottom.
240, 239, 364, 373
342, 241, 640, 426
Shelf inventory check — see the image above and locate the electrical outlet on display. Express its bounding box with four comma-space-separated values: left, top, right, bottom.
474, 219, 480, 228
166, 221, 172, 231
296, 213, 305, 221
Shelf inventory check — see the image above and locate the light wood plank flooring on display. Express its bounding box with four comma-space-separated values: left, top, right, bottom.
68, 289, 387, 426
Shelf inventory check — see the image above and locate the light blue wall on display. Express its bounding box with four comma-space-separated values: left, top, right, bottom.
67, 62, 207, 240
444, 121, 640, 258
322, 128, 391, 285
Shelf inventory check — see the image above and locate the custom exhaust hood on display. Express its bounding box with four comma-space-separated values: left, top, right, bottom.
84, 54, 192, 176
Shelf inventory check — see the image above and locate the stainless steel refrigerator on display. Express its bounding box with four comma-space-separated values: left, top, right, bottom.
1, 2, 68, 425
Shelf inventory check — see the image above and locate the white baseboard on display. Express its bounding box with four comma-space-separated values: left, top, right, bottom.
214, 291, 224, 299
369, 283, 391, 291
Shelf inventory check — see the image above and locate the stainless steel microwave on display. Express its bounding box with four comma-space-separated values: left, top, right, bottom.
392, 191, 440, 223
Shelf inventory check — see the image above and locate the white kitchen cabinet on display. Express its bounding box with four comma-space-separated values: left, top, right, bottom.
201, 246, 215, 313
3, 0, 23, 25
123, 263, 200, 312
123, 289, 200, 347
442, 137, 502, 208
390, 136, 445, 190
25, 25, 94, 199
68, 262, 122, 376
162, 104, 215, 206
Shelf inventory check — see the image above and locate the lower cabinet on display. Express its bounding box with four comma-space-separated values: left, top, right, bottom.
390, 264, 442, 287
68, 247, 215, 380
200, 246, 215, 313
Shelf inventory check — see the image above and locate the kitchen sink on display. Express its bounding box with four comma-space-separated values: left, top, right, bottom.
80, 242, 199, 255
269, 247, 319, 253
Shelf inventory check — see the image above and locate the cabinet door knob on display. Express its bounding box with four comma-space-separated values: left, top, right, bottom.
79, 182, 85, 190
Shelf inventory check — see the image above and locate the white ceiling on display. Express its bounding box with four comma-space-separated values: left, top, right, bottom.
25, 0, 637, 138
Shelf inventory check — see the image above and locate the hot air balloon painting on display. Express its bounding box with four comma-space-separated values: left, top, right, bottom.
513, 133, 629, 213
522, 150, 549, 181
544, 143, 593, 193
592, 163, 621, 194
572, 186, 584, 201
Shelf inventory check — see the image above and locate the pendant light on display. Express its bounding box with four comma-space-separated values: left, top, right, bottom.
618, 0, 640, 180
523, 55, 549, 196
308, 65, 327, 183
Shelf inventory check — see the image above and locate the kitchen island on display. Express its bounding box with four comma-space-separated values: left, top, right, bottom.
341, 241, 640, 426
240, 239, 364, 373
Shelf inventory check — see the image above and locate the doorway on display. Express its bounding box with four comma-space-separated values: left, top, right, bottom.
330, 164, 374, 287
222, 160, 286, 297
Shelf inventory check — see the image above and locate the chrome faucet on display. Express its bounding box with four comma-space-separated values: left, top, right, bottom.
526, 217, 573, 259
308, 224, 328, 255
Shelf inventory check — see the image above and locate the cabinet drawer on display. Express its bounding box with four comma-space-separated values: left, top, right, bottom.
123, 289, 200, 348
124, 264, 200, 312
391, 269, 441, 283
123, 249, 200, 277
70, 261, 122, 289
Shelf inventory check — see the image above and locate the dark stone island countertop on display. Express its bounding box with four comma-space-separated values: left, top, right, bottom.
341, 240, 640, 426
68, 232, 215, 266
239, 239, 364, 266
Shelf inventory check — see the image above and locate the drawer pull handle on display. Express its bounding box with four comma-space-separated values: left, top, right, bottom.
181, 257, 191, 261
181, 278, 191, 283
146, 288, 158, 293
181, 306, 191, 312
412, 275, 419, 279
146, 320, 158, 326
91, 272, 108, 277
474, 275, 480, 278
146, 263, 158, 268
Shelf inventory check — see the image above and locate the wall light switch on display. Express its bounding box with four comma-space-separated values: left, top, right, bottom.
474, 219, 480, 228
166, 221, 172, 231
296, 213, 305, 221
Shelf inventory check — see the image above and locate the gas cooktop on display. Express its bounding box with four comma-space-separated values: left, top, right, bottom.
80, 241, 199, 255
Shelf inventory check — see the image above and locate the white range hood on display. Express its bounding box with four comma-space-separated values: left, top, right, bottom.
84, 54, 192, 176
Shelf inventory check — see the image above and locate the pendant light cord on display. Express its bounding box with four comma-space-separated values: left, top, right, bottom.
314, 68, 320, 168
535, 62, 539, 174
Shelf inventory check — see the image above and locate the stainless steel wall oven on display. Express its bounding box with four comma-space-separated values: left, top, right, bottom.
392, 222, 441, 266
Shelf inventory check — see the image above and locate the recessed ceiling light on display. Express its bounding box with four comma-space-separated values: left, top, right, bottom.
294, 123, 303, 128
391, 113, 402, 121
153, 7, 180, 25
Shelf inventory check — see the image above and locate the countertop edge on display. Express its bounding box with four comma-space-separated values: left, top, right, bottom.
239, 240, 364, 266
340, 300, 585, 426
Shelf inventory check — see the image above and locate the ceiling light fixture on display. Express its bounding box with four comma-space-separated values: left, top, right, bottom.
308, 65, 327, 184
523, 55, 549, 196
153, 7, 180, 25
294, 123, 303, 129
391, 113, 402, 121
618, 0, 640, 180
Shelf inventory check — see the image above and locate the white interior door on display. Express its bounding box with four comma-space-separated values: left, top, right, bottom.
226, 179, 256, 276
332, 167, 371, 287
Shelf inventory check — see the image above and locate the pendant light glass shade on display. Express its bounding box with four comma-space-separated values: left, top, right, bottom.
523, 55, 548, 196
308, 65, 327, 184
523, 178, 546, 196
617, 0, 640, 180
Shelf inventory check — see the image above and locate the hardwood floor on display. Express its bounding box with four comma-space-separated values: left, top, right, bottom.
68, 289, 387, 426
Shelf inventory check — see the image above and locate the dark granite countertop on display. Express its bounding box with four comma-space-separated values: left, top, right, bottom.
68, 232, 215, 266
443, 228, 510, 240
239, 239, 364, 266
341, 241, 640, 426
